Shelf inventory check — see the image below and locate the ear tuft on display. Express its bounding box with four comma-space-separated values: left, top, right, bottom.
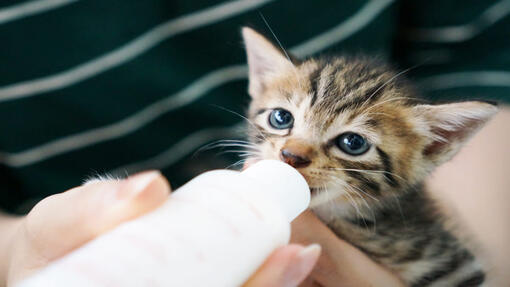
413, 101, 498, 164
242, 27, 294, 97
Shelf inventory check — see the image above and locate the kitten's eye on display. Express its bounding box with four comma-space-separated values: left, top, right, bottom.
336, 132, 370, 155
268, 109, 294, 129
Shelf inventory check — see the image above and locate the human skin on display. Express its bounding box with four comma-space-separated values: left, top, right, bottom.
0, 171, 319, 287
426, 106, 510, 286
291, 106, 510, 286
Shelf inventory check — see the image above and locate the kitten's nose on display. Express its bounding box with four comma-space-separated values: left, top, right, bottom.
280, 140, 313, 168
280, 149, 311, 168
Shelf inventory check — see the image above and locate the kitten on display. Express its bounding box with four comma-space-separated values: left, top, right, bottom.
241, 27, 497, 286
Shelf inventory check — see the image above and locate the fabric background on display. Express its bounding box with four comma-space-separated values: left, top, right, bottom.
0, 0, 508, 213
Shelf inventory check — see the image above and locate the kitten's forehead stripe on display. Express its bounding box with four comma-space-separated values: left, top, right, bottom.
365, 118, 379, 128
333, 81, 387, 115
318, 64, 337, 100
301, 58, 403, 129
308, 65, 324, 107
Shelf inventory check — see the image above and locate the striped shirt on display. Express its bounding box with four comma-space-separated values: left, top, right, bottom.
1, 0, 509, 213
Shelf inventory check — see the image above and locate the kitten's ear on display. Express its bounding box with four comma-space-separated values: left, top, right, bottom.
413, 101, 498, 165
242, 27, 294, 97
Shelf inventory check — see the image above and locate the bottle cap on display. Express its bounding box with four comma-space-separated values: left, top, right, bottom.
241, 160, 310, 222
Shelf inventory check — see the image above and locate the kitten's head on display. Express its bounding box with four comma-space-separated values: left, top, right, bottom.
242, 27, 497, 207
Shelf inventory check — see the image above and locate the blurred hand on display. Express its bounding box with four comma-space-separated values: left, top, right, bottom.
4, 171, 170, 286
291, 210, 404, 287
1, 170, 319, 287
245, 244, 321, 287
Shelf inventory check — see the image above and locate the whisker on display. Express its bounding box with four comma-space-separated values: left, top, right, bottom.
360, 61, 427, 111
363, 96, 417, 114
225, 158, 247, 170
322, 173, 379, 202
259, 12, 291, 63
317, 172, 378, 201
210, 104, 268, 142
324, 176, 374, 231
310, 171, 378, 231
344, 183, 377, 231
361, 111, 394, 118
344, 188, 363, 221
207, 143, 259, 150
360, 67, 414, 109
215, 149, 257, 156
324, 167, 405, 181
391, 192, 407, 227
194, 139, 258, 156
259, 12, 305, 92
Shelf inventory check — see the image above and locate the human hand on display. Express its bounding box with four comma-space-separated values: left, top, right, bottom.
245, 243, 321, 287
2, 170, 320, 287
291, 210, 404, 287
3, 171, 170, 286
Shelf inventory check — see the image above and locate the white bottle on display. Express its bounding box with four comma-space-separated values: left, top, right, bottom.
18, 160, 310, 287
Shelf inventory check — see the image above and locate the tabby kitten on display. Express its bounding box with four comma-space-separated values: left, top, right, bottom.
241, 27, 497, 286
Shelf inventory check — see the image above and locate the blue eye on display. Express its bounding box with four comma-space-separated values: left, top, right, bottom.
336, 133, 370, 155
269, 109, 294, 129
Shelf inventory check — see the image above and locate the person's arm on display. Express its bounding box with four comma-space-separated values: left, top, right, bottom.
426, 106, 510, 286
0, 213, 22, 285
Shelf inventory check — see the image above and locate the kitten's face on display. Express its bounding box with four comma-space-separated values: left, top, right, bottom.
242, 27, 497, 207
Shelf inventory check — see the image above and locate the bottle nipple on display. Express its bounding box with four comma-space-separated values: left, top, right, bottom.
240, 160, 310, 222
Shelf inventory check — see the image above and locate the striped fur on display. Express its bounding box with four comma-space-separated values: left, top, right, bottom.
242, 27, 497, 286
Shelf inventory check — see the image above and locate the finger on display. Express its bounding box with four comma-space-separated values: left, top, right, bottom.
244, 244, 321, 287
299, 276, 323, 287
25, 171, 171, 259
242, 158, 259, 170
89, 171, 171, 236
291, 210, 404, 287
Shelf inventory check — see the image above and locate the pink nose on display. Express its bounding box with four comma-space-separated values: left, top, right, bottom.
280, 149, 311, 168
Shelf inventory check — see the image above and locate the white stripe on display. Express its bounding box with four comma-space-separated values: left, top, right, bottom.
420, 71, 510, 90
109, 124, 242, 175
291, 0, 395, 57
406, 0, 510, 43
0, 0, 272, 102
0, 0, 77, 25
0, 65, 247, 167
0, 0, 393, 167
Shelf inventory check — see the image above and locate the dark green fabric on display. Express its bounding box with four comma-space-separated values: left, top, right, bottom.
395, 0, 510, 103
0, 0, 508, 213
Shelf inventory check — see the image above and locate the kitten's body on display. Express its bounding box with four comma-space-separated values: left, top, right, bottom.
241, 28, 497, 286
314, 188, 484, 286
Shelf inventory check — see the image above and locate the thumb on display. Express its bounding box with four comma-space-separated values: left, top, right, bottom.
25, 171, 171, 260
243, 244, 321, 287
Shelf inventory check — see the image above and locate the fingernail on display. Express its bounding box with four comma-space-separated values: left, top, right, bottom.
282, 244, 321, 287
117, 171, 161, 199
